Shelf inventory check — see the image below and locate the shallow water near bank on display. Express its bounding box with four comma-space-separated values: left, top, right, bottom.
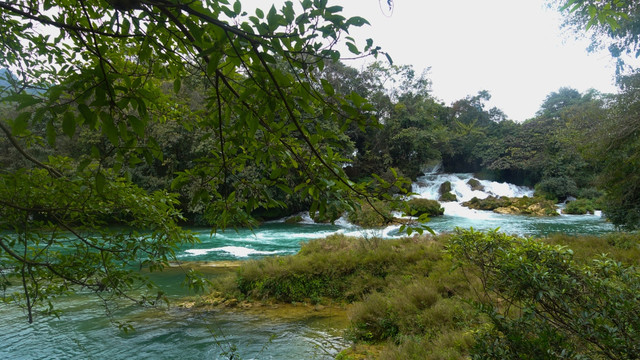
0, 173, 618, 359
0, 298, 347, 360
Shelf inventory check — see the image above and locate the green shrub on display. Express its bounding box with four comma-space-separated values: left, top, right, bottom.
347, 200, 393, 227
463, 196, 510, 210
604, 232, 640, 250
562, 198, 596, 214
576, 187, 603, 200
447, 228, 640, 360
215, 230, 640, 359
348, 277, 474, 343
534, 176, 577, 201
543, 233, 640, 264
234, 234, 444, 304
379, 329, 474, 360
406, 198, 444, 216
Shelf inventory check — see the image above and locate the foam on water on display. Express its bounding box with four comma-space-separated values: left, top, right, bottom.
185, 246, 283, 258
179, 171, 613, 260
440, 202, 496, 220
412, 172, 534, 203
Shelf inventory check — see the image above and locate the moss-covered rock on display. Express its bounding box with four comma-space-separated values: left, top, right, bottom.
463, 196, 510, 211
467, 178, 484, 191
439, 192, 458, 202
439, 181, 452, 194
437, 181, 457, 202
284, 215, 304, 224
463, 196, 558, 216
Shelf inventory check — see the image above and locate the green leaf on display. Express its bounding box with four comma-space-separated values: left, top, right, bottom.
173, 77, 181, 93
10, 94, 41, 110
121, 18, 130, 34
46, 119, 56, 146
101, 112, 119, 145
62, 112, 76, 138
48, 85, 64, 103
233, 0, 241, 15
256, 8, 264, 18
206, 58, 217, 76
321, 79, 334, 96
95, 172, 106, 194
384, 52, 393, 65
267, 5, 279, 27
128, 115, 145, 137
347, 16, 370, 27
12, 112, 30, 135
282, 1, 295, 22
78, 104, 96, 128
346, 42, 360, 55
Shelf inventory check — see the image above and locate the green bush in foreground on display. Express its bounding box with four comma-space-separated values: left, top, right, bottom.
447, 229, 640, 360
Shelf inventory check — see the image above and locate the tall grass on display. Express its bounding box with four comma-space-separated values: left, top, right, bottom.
234, 234, 444, 303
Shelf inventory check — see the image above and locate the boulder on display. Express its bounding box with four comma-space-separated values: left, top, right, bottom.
439, 181, 452, 194
439, 192, 458, 202
467, 178, 484, 191
494, 206, 520, 215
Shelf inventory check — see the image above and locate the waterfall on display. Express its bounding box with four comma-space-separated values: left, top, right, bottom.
411, 172, 534, 218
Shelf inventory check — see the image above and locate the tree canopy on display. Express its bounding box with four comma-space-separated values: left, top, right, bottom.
0, 0, 394, 322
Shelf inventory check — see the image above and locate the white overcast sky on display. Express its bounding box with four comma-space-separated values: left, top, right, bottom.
245, 0, 628, 121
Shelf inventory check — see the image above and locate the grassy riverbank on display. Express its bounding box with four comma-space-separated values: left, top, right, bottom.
193, 231, 640, 359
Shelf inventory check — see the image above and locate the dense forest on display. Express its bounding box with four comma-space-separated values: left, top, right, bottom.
3, 60, 638, 228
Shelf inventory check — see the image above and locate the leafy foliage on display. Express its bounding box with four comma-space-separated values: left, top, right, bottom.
447, 228, 640, 360
563, 198, 596, 214
0, 157, 194, 322
347, 199, 394, 228
0, 0, 391, 321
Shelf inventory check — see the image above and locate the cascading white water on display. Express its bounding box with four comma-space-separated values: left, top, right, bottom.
411, 172, 534, 218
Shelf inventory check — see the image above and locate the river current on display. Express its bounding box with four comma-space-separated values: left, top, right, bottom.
1, 173, 615, 359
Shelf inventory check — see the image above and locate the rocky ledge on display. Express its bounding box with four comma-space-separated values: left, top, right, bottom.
463, 196, 559, 216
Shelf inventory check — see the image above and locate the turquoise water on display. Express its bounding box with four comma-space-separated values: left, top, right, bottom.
0, 174, 618, 359
0, 292, 346, 359
173, 212, 615, 263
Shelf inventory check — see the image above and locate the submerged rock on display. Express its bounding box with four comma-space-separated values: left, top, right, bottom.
284, 215, 304, 224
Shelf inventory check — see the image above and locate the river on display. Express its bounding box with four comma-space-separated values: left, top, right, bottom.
0, 173, 615, 359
